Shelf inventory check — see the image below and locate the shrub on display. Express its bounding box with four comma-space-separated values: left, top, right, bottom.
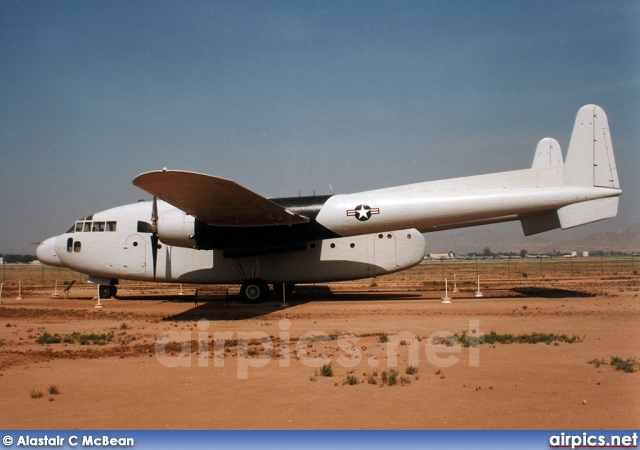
588, 358, 606, 368
48, 385, 60, 395
345, 375, 359, 385
36, 332, 62, 344
378, 333, 389, 343
320, 362, 333, 377
610, 356, 636, 373
481, 330, 583, 345
30, 389, 44, 399
405, 365, 418, 375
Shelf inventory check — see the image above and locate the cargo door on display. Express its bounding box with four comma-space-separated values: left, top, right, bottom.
124, 234, 147, 275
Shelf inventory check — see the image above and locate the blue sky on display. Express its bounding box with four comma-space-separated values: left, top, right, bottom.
1, 1, 638, 254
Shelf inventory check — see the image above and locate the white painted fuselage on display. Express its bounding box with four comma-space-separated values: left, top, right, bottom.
37, 200, 426, 285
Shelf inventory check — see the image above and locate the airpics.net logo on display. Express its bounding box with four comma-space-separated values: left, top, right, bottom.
549, 432, 638, 449
153, 318, 483, 379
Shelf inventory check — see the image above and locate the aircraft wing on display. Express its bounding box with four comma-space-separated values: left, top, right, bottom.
133, 170, 310, 227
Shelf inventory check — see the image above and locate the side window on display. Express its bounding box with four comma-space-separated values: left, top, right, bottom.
92, 222, 105, 232
74, 241, 81, 252
67, 238, 73, 252
75, 222, 83, 232
83, 222, 91, 232
106, 221, 117, 232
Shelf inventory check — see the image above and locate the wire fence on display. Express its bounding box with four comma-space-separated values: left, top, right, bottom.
0, 257, 637, 298
413, 256, 638, 282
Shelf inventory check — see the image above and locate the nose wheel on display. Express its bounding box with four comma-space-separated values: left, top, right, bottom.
240, 278, 269, 304
99, 285, 117, 299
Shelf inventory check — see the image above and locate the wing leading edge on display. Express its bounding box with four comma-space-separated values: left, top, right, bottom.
133, 170, 310, 227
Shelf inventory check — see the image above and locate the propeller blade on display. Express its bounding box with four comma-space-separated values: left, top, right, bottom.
151, 195, 158, 227
151, 233, 158, 282
151, 196, 159, 281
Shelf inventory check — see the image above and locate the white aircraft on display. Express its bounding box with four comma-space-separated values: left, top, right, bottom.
37, 105, 621, 303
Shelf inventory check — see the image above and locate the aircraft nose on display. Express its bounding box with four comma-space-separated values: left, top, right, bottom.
36, 237, 62, 267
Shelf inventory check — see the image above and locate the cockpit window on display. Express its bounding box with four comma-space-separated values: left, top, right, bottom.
71, 220, 116, 232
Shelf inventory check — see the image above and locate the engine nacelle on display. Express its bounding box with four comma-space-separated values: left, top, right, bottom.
157, 209, 196, 248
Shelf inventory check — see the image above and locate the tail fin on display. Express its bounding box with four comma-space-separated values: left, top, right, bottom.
564, 104, 620, 188
532, 137, 563, 169
521, 105, 621, 235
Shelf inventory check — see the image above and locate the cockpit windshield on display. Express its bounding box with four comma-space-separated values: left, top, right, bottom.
67, 220, 117, 233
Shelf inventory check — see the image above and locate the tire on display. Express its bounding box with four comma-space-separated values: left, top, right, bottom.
99, 285, 112, 299
240, 278, 269, 304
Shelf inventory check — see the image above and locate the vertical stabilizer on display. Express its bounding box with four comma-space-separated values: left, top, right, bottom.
564, 104, 620, 188
532, 137, 563, 168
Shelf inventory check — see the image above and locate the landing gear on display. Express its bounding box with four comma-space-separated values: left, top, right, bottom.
240, 278, 269, 304
98, 285, 117, 299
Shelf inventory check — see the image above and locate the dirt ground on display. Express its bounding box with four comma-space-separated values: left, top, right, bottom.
1, 277, 638, 430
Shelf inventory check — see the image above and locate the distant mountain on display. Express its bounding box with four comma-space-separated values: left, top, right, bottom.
424, 223, 640, 255
561, 223, 640, 253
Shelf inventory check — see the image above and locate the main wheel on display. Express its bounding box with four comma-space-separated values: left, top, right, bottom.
240, 278, 269, 304
99, 285, 112, 299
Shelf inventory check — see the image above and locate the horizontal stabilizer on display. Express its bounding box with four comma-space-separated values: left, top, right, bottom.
520, 211, 561, 236
521, 197, 619, 235
557, 197, 619, 230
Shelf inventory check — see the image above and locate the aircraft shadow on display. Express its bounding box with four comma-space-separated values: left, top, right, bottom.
509, 287, 595, 298
162, 286, 423, 321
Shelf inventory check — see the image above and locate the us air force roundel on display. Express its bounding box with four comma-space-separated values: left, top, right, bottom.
346, 205, 380, 221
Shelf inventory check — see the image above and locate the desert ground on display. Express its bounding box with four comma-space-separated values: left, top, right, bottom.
0, 259, 638, 430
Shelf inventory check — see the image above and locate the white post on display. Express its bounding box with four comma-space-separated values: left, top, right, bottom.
179, 283, 185, 295
0, 282, 3, 304
441, 278, 451, 303
17, 280, 23, 300
95, 284, 103, 309
475, 275, 483, 297
280, 282, 288, 307
52, 279, 60, 297
453, 273, 459, 292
